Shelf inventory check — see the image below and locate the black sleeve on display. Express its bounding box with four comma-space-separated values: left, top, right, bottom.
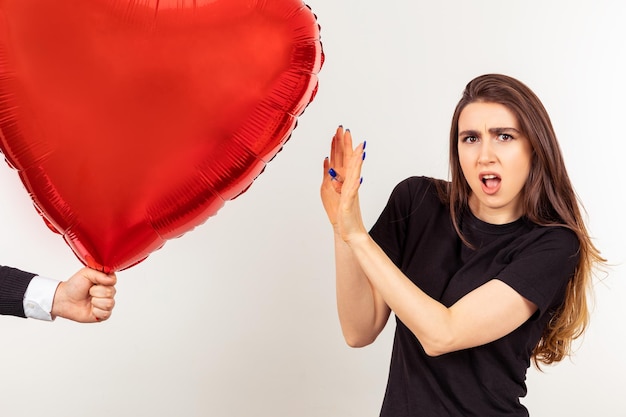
496, 227, 580, 318
0, 265, 36, 318
369, 176, 443, 268
369, 179, 412, 267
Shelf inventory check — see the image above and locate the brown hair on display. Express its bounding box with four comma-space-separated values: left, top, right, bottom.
444, 74, 604, 367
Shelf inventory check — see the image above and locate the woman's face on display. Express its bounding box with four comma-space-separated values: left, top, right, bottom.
457, 101, 533, 224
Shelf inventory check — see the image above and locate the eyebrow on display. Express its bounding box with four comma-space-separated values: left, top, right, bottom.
458, 127, 522, 137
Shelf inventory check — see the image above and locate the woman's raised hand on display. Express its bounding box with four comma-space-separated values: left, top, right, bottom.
320, 126, 367, 243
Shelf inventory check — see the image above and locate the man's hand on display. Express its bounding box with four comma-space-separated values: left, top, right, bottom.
51, 267, 117, 323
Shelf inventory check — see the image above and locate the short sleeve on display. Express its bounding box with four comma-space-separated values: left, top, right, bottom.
370, 177, 465, 302
369, 179, 413, 266
496, 227, 580, 317
370, 176, 450, 269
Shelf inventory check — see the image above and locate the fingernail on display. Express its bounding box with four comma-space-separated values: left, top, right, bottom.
346, 129, 350, 133
328, 168, 337, 178
338, 124, 343, 128
362, 151, 366, 161
360, 177, 363, 184
363, 140, 367, 150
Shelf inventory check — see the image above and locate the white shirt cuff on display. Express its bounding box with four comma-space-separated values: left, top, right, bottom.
23, 275, 61, 321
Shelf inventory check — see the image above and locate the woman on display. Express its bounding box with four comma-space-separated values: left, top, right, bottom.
320, 74, 604, 416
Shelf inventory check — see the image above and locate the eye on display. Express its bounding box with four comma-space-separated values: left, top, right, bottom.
462, 135, 479, 144
497, 133, 514, 141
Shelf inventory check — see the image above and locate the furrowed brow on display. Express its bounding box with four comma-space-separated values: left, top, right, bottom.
488, 127, 521, 135
458, 129, 480, 138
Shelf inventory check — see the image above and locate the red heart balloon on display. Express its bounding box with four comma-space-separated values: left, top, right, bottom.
0, 0, 323, 272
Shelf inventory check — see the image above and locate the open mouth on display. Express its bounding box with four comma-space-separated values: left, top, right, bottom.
481, 174, 501, 190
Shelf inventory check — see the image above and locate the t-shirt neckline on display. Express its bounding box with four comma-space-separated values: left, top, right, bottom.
464, 209, 528, 236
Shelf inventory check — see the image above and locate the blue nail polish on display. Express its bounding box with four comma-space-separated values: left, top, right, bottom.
362, 151, 366, 161
328, 168, 337, 178
360, 177, 363, 184
363, 141, 367, 150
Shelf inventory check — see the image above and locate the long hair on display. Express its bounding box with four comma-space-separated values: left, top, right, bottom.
444, 74, 604, 367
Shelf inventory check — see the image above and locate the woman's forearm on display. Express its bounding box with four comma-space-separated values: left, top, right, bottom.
334, 233, 390, 347
345, 232, 536, 356
345, 232, 454, 355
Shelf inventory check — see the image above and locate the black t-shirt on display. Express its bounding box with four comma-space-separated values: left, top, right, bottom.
369, 177, 579, 417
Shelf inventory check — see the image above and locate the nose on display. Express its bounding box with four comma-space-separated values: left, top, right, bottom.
477, 140, 496, 165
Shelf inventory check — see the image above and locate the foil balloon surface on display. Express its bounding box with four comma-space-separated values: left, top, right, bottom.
0, 0, 324, 272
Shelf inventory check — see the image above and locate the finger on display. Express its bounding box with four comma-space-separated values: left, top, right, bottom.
343, 128, 354, 160
82, 267, 117, 286
89, 284, 116, 298
342, 130, 362, 188
91, 296, 116, 312
331, 170, 344, 183
329, 130, 336, 168
323, 157, 340, 183
343, 142, 366, 193
92, 307, 113, 322
323, 156, 330, 181
331, 125, 344, 169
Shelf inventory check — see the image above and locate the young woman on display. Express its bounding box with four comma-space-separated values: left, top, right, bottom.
320, 74, 604, 416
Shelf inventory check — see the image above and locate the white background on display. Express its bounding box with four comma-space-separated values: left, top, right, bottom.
1, 1, 624, 416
